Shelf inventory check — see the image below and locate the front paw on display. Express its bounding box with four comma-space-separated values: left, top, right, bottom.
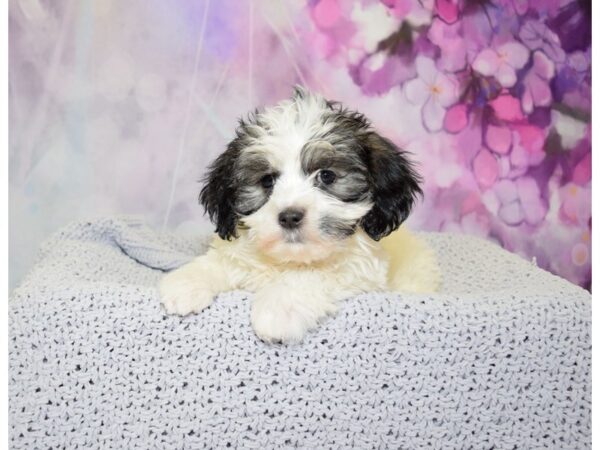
159, 270, 214, 316
251, 296, 328, 343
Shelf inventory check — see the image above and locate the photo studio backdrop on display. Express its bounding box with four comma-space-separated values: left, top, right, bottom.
9, 0, 591, 289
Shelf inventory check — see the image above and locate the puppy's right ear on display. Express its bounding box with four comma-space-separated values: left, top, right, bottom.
199, 143, 241, 240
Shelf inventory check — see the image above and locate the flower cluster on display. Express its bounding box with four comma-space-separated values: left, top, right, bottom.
307, 0, 591, 289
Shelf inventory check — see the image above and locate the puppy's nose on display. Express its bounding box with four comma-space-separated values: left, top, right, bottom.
278, 208, 305, 230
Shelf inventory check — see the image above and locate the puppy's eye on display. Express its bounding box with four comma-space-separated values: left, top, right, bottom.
260, 174, 275, 189
318, 169, 336, 185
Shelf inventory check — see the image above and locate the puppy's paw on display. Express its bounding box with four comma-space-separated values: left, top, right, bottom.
251, 301, 309, 343
159, 270, 214, 316
250, 290, 334, 343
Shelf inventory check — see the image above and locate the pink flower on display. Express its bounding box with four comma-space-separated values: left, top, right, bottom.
404, 56, 459, 131
513, 125, 545, 154
485, 125, 512, 155
451, 193, 491, 237
521, 51, 555, 114
571, 242, 589, 267
489, 94, 525, 122
427, 18, 467, 72
516, 177, 547, 225
435, 0, 459, 24
472, 41, 530, 87
508, 124, 545, 170
491, 177, 547, 226
444, 103, 468, 133
494, 179, 523, 225
572, 153, 591, 186
472, 149, 499, 189
559, 182, 591, 226
312, 0, 342, 29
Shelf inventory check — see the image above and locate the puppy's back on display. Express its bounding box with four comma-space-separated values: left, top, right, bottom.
380, 227, 441, 294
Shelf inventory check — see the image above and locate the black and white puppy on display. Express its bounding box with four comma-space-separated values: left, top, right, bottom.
160, 87, 440, 342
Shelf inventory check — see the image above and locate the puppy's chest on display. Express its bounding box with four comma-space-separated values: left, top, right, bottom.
237, 251, 389, 292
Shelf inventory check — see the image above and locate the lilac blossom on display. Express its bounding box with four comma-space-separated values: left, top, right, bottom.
521, 51, 555, 114
403, 56, 459, 131
472, 41, 529, 87
302, 0, 590, 289
519, 20, 565, 63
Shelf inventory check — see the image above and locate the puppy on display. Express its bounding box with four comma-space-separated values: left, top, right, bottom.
160, 87, 440, 343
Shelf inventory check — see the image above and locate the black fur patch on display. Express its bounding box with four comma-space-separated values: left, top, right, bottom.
199, 143, 241, 240
234, 151, 278, 216
300, 141, 370, 203
358, 132, 423, 240
319, 215, 358, 239
199, 117, 268, 240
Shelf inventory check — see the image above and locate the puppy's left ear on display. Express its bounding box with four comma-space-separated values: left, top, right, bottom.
360, 132, 423, 241
199, 143, 241, 240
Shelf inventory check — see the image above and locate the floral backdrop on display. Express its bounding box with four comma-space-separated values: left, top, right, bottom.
9, 0, 591, 289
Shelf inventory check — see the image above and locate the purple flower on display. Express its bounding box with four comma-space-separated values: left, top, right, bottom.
521, 51, 555, 114
568, 49, 591, 74
427, 18, 467, 72
302, 0, 591, 290
492, 0, 529, 15
403, 56, 459, 131
492, 177, 548, 226
546, 0, 591, 54
527, 0, 562, 17
472, 41, 529, 87
350, 53, 415, 96
519, 20, 565, 63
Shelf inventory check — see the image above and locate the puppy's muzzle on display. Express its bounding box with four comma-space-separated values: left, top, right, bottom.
278, 208, 305, 230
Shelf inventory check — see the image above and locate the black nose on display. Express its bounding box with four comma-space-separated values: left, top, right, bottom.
278, 208, 305, 230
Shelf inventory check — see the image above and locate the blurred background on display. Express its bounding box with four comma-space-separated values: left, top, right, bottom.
9, 0, 591, 290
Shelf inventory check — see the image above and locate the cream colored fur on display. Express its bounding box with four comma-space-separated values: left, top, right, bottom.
160, 227, 440, 343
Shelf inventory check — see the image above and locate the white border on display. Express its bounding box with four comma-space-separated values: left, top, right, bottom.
2, 0, 10, 445
1, 1, 596, 448
591, 0, 598, 447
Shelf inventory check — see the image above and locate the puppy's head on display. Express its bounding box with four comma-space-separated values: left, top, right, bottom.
200, 87, 422, 263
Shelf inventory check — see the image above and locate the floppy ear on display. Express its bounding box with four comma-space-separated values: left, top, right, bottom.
199, 143, 241, 240
359, 132, 423, 241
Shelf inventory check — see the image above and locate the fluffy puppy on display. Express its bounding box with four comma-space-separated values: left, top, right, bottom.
160, 87, 440, 343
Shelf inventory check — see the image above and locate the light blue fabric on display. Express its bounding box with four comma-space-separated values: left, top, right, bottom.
9, 217, 591, 449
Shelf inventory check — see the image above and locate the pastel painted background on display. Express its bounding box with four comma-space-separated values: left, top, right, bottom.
9, 0, 591, 290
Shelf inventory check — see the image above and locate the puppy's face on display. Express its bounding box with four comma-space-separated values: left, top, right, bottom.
200, 87, 422, 263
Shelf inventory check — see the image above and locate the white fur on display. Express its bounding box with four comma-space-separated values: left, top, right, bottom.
160, 227, 440, 343
239, 94, 373, 264
160, 91, 440, 342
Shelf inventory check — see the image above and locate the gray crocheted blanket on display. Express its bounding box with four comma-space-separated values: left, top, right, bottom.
9, 217, 591, 449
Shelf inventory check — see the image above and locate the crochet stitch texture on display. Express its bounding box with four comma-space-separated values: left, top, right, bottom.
9, 217, 591, 449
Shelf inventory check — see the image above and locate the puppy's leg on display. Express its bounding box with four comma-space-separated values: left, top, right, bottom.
160, 250, 233, 316
250, 272, 349, 343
